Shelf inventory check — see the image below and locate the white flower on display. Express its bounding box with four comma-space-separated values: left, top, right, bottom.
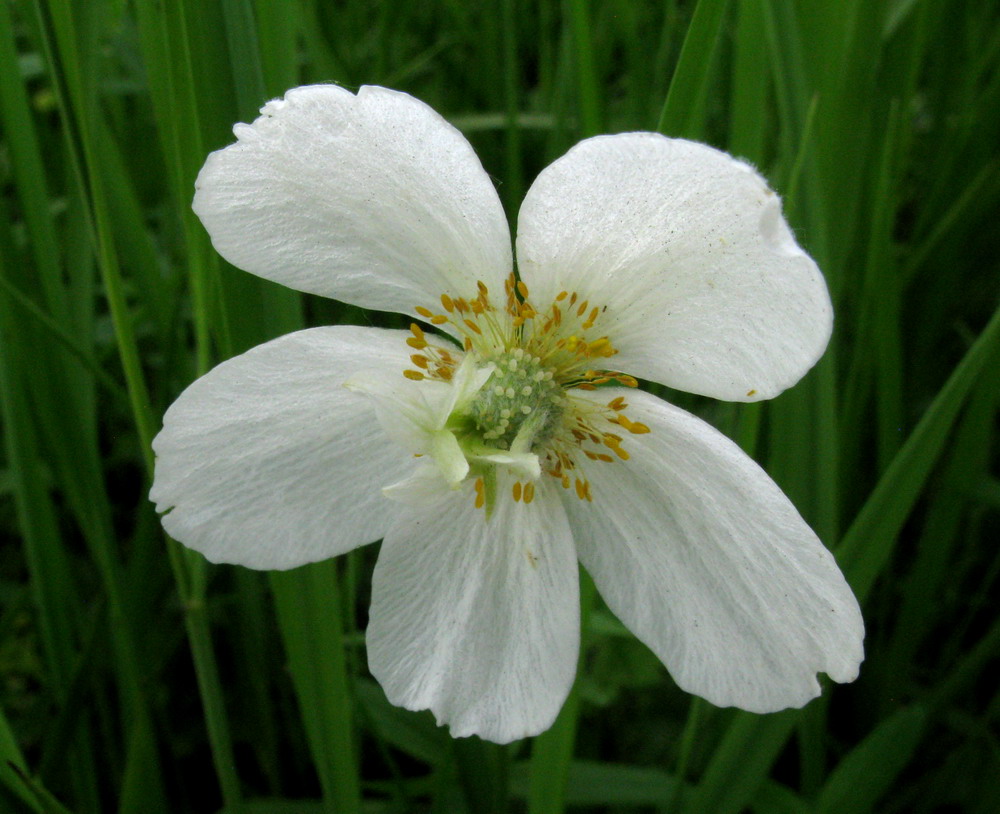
150, 85, 864, 744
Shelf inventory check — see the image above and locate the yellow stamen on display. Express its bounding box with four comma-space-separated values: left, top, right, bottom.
523, 482, 535, 504
620, 416, 650, 434
440, 293, 455, 312
588, 337, 612, 356
512, 481, 522, 502
410, 354, 429, 369
606, 440, 629, 461
403, 370, 425, 381
415, 305, 433, 318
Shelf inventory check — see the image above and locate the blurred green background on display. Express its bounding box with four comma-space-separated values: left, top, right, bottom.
1, 0, 998, 812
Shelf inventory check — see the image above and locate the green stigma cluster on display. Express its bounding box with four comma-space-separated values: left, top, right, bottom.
469, 349, 563, 449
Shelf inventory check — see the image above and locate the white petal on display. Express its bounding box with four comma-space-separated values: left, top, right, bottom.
516, 134, 832, 401
568, 389, 863, 712
368, 475, 579, 743
194, 85, 512, 316
150, 326, 415, 569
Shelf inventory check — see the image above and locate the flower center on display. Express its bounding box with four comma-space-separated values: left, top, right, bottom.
470, 350, 562, 448
403, 275, 650, 510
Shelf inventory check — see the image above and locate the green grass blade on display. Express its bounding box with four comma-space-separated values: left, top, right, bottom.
1, 702, 42, 813
837, 301, 1000, 601
566, 0, 601, 136
815, 706, 926, 814
685, 712, 798, 814
527, 572, 596, 814
221, 0, 267, 120
728, 0, 769, 162
656, 0, 730, 136
271, 564, 361, 814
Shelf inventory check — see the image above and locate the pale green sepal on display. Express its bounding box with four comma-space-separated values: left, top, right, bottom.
442, 354, 495, 420
430, 429, 469, 487
460, 436, 541, 480
382, 465, 452, 507
475, 449, 541, 480
482, 465, 498, 519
